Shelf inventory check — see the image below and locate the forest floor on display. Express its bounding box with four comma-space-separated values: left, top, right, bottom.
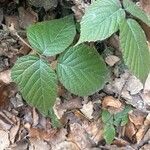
0, 0, 150, 150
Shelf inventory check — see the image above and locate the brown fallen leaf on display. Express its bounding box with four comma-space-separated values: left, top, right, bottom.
28, 127, 57, 141
140, 144, 150, 150
18, 7, 38, 29
5, 15, 20, 30
68, 123, 92, 149
0, 130, 10, 149
0, 81, 17, 110
129, 110, 146, 127
80, 101, 94, 119
125, 121, 137, 143
82, 120, 103, 144
136, 113, 150, 143
29, 138, 51, 150
105, 55, 120, 67
54, 141, 80, 150
9, 117, 20, 144
0, 70, 11, 84
102, 96, 122, 109
140, 0, 150, 15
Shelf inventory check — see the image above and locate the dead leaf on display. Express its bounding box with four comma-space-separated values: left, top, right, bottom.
9, 117, 20, 144
54, 141, 79, 150
126, 76, 143, 95
18, 7, 38, 29
82, 120, 103, 144
0, 81, 17, 110
0, 130, 10, 150
28, 127, 57, 141
29, 138, 51, 150
140, 144, 150, 150
135, 113, 150, 143
102, 96, 122, 108
105, 55, 120, 66
5, 15, 20, 29
125, 121, 137, 143
140, 0, 150, 15
32, 108, 39, 127
27, 0, 58, 11
68, 123, 92, 149
80, 101, 94, 119
129, 110, 146, 127
0, 70, 11, 84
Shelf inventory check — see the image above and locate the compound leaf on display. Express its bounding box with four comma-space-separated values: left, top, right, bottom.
120, 19, 150, 83
11, 55, 57, 116
27, 15, 76, 56
77, 0, 125, 44
57, 44, 108, 96
104, 124, 115, 144
123, 0, 150, 26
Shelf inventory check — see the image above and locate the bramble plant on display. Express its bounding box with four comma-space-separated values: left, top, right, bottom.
102, 105, 132, 144
11, 0, 150, 127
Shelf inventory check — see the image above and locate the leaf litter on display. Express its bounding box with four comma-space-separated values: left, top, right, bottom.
0, 0, 150, 149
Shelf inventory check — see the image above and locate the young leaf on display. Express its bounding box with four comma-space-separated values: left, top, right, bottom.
119, 19, 150, 83
103, 124, 115, 144
57, 44, 108, 96
123, 0, 150, 26
11, 55, 57, 116
102, 110, 113, 124
113, 105, 132, 126
77, 0, 125, 44
27, 15, 76, 56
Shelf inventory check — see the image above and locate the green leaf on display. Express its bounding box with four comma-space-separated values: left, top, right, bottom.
57, 44, 108, 96
113, 105, 132, 126
123, 0, 150, 26
11, 55, 57, 116
104, 124, 115, 144
27, 15, 76, 56
49, 109, 61, 128
77, 0, 125, 44
119, 19, 150, 83
102, 110, 113, 124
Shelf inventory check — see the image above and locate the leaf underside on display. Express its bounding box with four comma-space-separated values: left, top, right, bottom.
27, 15, 76, 56
120, 19, 150, 83
11, 55, 57, 116
77, 0, 125, 44
123, 0, 150, 26
57, 44, 108, 96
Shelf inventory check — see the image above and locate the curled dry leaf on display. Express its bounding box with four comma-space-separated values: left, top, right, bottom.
136, 113, 150, 143
128, 110, 146, 127
125, 121, 137, 142
105, 55, 120, 67
102, 96, 123, 114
